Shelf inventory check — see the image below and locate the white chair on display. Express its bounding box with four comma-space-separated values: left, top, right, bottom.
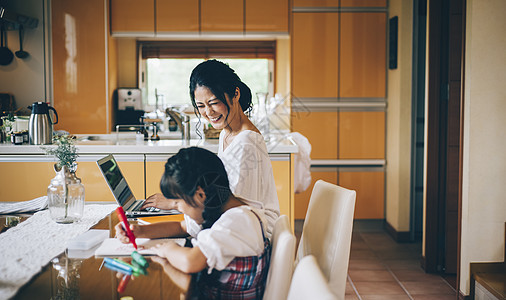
287, 255, 337, 300
263, 215, 296, 300
296, 180, 356, 300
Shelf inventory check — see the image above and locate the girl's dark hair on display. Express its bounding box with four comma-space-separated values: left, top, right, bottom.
160, 147, 232, 229
189, 59, 253, 118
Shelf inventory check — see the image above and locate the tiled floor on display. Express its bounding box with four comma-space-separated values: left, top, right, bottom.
294, 221, 457, 300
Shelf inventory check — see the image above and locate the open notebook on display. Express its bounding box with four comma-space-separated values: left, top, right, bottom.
95, 238, 186, 257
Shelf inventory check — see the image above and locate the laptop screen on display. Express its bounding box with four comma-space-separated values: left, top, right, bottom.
97, 155, 135, 206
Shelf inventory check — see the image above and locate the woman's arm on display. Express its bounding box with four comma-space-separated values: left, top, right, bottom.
115, 220, 188, 242
150, 241, 208, 274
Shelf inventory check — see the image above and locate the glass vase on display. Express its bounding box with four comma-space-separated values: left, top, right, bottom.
255, 92, 270, 140
47, 164, 85, 224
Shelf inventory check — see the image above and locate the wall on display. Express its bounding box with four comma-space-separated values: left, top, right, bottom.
385, 0, 413, 232
0, 0, 48, 111
460, 0, 506, 294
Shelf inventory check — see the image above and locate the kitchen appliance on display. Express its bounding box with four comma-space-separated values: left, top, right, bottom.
28, 102, 58, 145
115, 88, 144, 130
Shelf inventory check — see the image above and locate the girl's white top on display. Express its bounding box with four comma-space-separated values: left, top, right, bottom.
191, 206, 267, 273
185, 130, 280, 239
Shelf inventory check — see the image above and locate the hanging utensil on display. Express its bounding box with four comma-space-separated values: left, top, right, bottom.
0, 24, 14, 66
15, 24, 29, 59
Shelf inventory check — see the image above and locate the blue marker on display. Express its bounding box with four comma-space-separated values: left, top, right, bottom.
103, 258, 133, 275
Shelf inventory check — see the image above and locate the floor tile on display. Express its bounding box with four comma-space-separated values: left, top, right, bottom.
349, 270, 396, 282
361, 295, 411, 300
402, 281, 455, 295
348, 259, 387, 270
411, 295, 457, 300
392, 269, 447, 283
353, 281, 408, 295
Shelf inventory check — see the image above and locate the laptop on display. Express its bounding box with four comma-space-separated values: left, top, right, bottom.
97, 154, 179, 217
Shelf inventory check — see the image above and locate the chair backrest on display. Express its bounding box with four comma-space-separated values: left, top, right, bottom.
287, 255, 337, 300
263, 215, 296, 300
296, 180, 356, 299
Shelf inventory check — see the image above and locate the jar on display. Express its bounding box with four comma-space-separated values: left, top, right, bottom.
22, 130, 29, 143
47, 164, 85, 224
11, 131, 23, 145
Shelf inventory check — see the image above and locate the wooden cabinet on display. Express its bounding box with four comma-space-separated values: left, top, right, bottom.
0, 155, 144, 202
271, 157, 294, 228
145, 155, 169, 198
157, 0, 199, 33
339, 170, 384, 219
245, 0, 289, 33
111, 0, 288, 35
110, 0, 155, 35
292, 13, 339, 98
339, 12, 386, 98
52, 0, 112, 134
291, 111, 338, 159
293, 0, 387, 7
339, 111, 385, 159
201, 0, 243, 32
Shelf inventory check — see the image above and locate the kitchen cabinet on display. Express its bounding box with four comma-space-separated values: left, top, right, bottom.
294, 170, 338, 219
339, 111, 385, 159
52, 0, 115, 134
339, 170, 384, 219
293, 0, 387, 7
291, 111, 338, 159
292, 13, 339, 98
201, 0, 243, 32
245, 0, 289, 33
110, 0, 155, 35
0, 155, 144, 202
339, 12, 386, 98
110, 0, 288, 36
157, 0, 199, 34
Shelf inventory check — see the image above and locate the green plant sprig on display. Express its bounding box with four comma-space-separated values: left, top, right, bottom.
42, 135, 79, 171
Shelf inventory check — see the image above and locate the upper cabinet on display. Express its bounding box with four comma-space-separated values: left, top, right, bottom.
110, 0, 289, 36
110, 0, 155, 36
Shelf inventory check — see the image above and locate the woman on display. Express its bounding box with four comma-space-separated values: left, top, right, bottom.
143, 59, 279, 238
117, 147, 271, 299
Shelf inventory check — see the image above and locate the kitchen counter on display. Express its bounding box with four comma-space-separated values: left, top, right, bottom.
0, 133, 298, 157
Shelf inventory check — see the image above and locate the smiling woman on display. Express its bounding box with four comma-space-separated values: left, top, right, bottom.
139, 41, 274, 110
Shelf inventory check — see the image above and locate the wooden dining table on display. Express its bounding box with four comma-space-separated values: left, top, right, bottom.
1, 213, 192, 300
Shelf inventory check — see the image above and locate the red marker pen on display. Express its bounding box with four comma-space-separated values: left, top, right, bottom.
116, 207, 138, 250
117, 274, 131, 293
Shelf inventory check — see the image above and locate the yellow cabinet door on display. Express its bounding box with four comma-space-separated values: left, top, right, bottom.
339, 170, 384, 219
0, 161, 55, 202
271, 158, 294, 228
145, 155, 170, 198
201, 0, 244, 32
76, 155, 145, 202
245, 0, 289, 33
338, 111, 385, 159
157, 0, 199, 33
110, 0, 155, 35
340, 0, 387, 7
52, 0, 109, 134
294, 170, 338, 220
292, 13, 339, 98
339, 12, 386, 98
291, 111, 338, 159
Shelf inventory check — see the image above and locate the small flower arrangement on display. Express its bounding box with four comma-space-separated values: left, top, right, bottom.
42, 134, 79, 171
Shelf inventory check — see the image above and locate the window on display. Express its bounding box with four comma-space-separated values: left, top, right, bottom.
139, 41, 275, 111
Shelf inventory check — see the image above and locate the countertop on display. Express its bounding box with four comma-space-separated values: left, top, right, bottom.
0, 132, 298, 156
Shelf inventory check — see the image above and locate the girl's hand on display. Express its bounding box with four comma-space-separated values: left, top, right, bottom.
149, 241, 179, 259
142, 193, 177, 210
114, 222, 142, 244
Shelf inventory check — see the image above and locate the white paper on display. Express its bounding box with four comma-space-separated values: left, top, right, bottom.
0, 196, 48, 214
94, 238, 186, 257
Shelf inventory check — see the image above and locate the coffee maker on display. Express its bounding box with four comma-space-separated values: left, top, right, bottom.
114, 88, 145, 130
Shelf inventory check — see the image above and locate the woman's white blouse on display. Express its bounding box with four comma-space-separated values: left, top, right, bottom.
191, 206, 267, 273
218, 130, 280, 238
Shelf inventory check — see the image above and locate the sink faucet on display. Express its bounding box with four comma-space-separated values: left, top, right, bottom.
166, 108, 190, 142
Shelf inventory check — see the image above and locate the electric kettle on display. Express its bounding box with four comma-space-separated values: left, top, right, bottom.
28, 102, 59, 145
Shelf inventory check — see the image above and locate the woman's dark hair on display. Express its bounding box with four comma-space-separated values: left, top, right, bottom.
160, 147, 232, 229
189, 59, 253, 118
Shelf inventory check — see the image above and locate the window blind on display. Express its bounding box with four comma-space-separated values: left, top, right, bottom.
140, 41, 276, 59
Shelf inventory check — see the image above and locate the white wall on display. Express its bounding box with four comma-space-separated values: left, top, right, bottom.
0, 0, 48, 112
386, 0, 413, 232
460, 0, 506, 294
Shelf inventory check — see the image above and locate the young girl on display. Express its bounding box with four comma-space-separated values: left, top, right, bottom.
116, 147, 271, 299
142, 59, 279, 239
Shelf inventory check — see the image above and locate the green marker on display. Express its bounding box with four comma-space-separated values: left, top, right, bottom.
131, 251, 149, 268
131, 260, 148, 275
